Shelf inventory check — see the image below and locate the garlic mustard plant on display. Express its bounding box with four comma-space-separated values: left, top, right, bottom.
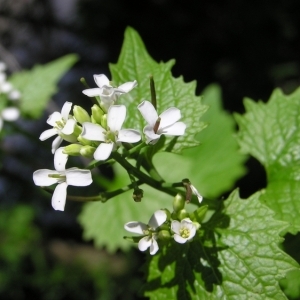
138, 100, 186, 144
81, 104, 141, 160
39, 101, 78, 153
124, 210, 167, 255
82, 74, 137, 111
33, 148, 92, 211
171, 218, 197, 244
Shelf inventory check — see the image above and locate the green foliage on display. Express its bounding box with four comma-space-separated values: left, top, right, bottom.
235, 88, 300, 234
143, 190, 298, 299
9, 54, 78, 119
110, 27, 208, 153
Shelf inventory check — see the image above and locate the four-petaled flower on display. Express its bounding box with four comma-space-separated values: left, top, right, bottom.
81, 105, 141, 161
124, 210, 167, 255
39, 102, 77, 154
33, 148, 92, 211
137, 100, 186, 144
82, 74, 137, 111
171, 218, 197, 244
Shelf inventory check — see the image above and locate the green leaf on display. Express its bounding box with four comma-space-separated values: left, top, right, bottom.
143, 190, 298, 299
9, 54, 78, 118
109, 27, 208, 153
153, 84, 247, 199
280, 269, 300, 299
235, 88, 300, 233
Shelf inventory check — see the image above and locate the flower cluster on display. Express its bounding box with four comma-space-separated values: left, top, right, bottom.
124, 192, 206, 255
0, 62, 21, 131
33, 74, 187, 211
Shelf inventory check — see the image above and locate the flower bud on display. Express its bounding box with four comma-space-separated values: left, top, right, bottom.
101, 114, 107, 129
173, 193, 185, 212
63, 144, 82, 156
73, 105, 91, 124
80, 145, 96, 158
77, 135, 92, 146
189, 205, 208, 223
91, 104, 104, 124
177, 209, 189, 220
59, 132, 78, 144
157, 230, 171, 244
60, 123, 82, 143
133, 188, 143, 202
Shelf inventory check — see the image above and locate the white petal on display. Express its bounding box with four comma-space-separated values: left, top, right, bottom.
47, 111, 62, 126
54, 147, 68, 171
65, 168, 92, 186
2, 107, 20, 121
148, 210, 167, 229
181, 218, 194, 230
118, 129, 141, 143
61, 119, 76, 135
33, 169, 59, 186
39, 128, 57, 141
107, 105, 126, 131
117, 80, 137, 93
94, 143, 113, 161
138, 236, 152, 252
82, 122, 105, 142
52, 136, 63, 154
159, 107, 181, 129
94, 74, 110, 88
188, 226, 197, 240
143, 125, 160, 143
61, 102, 73, 121
173, 234, 188, 244
160, 122, 186, 136
171, 220, 181, 235
149, 238, 159, 255
52, 182, 67, 211
190, 185, 203, 203
82, 88, 102, 97
8, 90, 21, 100
1, 82, 12, 93
137, 101, 158, 127
124, 221, 148, 234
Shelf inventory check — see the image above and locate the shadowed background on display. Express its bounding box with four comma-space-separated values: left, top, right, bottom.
0, 0, 300, 299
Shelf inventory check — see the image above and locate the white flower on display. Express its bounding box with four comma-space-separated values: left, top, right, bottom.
82, 105, 141, 161
39, 102, 77, 154
190, 184, 203, 203
33, 148, 92, 211
137, 100, 186, 144
82, 74, 137, 110
171, 218, 197, 244
0, 107, 20, 131
124, 210, 167, 255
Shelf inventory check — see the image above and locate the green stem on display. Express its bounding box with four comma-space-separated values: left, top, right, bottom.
124, 141, 146, 156
42, 180, 143, 203
111, 151, 180, 197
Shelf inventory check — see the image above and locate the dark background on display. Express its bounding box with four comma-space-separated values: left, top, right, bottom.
0, 0, 300, 299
